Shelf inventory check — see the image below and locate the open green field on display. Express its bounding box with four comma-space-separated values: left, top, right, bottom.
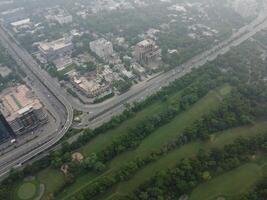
57, 85, 231, 200
36, 168, 65, 199
189, 163, 263, 200
104, 120, 267, 199
15, 178, 40, 200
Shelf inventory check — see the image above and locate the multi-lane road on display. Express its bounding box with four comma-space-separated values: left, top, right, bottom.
0, 3, 267, 179
0, 26, 74, 178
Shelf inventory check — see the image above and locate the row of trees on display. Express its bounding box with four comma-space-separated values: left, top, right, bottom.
239, 178, 267, 200
133, 134, 267, 200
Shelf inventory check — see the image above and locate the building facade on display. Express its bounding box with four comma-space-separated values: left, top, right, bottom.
0, 85, 48, 135
89, 38, 113, 59
134, 39, 161, 65
0, 113, 15, 144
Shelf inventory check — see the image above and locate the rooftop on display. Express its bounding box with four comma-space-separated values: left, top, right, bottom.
137, 39, 154, 48
39, 38, 72, 52
0, 85, 43, 121
11, 18, 30, 27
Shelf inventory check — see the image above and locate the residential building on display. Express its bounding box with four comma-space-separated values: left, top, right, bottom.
90, 38, 113, 59
0, 85, 48, 134
38, 37, 73, 61
134, 39, 161, 65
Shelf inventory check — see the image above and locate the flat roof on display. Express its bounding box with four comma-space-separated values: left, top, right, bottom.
39, 38, 72, 52
11, 18, 30, 26
0, 85, 43, 121
137, 39, 154, 47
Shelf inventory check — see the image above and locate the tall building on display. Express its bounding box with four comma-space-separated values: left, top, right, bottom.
89, 38, 113, 59
134, 39, 161, 65
0, 113, 15, 144
0, 85, 48, 135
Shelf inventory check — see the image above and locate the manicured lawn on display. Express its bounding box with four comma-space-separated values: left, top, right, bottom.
37, 168, 65, 199
189, 163, 262, 200
209, 120, 267, 148
57, 172, 98, 199
17, 182, 37, 200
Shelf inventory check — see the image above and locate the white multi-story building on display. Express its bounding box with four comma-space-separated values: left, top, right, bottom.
90, 38, 113, 59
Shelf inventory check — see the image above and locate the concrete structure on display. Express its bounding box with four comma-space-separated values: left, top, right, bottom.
134, 39, 161, 65
90, 38, 113, 59
0, 85, 48, 134
38, 37, 73, 61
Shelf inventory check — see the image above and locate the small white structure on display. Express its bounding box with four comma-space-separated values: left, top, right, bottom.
10, 18, 30, 27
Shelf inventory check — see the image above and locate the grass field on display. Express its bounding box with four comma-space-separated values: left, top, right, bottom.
189, 163, 263, 200
57, 85, 231, 200
16, 178, 39, 200
37, 168, 65, 199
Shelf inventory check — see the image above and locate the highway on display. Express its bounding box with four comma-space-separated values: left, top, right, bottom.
0, 26, 74, 178
0, 2, 267, 179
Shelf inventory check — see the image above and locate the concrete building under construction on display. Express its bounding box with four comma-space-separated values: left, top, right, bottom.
0, 85, 48, 135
